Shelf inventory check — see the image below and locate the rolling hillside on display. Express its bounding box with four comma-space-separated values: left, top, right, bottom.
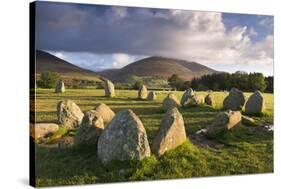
35, 50, 102, 82
99, 56, 217, 82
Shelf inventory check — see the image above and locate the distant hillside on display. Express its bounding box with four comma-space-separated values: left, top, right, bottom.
99, 56, 218, 82
36, 50, 102, 82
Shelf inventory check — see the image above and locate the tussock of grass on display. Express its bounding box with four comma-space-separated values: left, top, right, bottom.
34, 89, 273, 187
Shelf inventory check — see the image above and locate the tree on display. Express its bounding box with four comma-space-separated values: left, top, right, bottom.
231, 71, 249, 91
183, 81, 191, 90
190, 72, 267, 92
168, 74, 184, 90
38, 72, 60, 88
248, 73, 266, 92
133, 80, 143, 90
265, 76, 273, 93
191, 78, 200, 90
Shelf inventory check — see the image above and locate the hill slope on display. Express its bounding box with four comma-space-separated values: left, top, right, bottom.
99, 56, 217, 82
35, 50, 101, 82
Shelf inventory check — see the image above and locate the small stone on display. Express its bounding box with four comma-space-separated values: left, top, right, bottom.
196, 129, 207, 135
205, 94, 214, 106
55, 80, 65, 93
147, 91, 157, 101
138, 85, 148, 99
104, 79, 115, 97
263, 125, 274, 132
180, 88, 194, 105
162, 93, 181, 110
182, 94, 205, 107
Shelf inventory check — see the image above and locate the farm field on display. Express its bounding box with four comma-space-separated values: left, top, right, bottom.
34, 89, 274, 187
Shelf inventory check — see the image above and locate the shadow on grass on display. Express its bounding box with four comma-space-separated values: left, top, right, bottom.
212, 125, 273, 146
35, 111, 58, 123
35, 144, 140, 187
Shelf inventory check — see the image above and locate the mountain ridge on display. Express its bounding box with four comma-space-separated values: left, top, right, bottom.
36, 50, 102, 82
99, 56, 218, 82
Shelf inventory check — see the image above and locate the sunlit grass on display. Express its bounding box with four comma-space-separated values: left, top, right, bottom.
34, 88, 274, 187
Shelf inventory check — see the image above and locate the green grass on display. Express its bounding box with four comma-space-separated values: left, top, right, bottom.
34, 89, 274, 187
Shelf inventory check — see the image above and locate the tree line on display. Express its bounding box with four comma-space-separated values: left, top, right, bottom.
168, 71, 273, 93
36, 71, 273, 93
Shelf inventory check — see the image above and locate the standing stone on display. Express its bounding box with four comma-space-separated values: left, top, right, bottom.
245, 91, 265, 114
180, 88, 194, 105
162, 93, 181, 110
55, 80, 65, 93
205, 94, 214, 106
152, 108, 187, 156
97, 109, 150, 163
30, 123, 59, 139
138, 85, 148, 99
147, 91, 157, 101
94, 103, 115, 124
182, 94, 205, 107
75, 110, 104, 145
223, 88, 245, 111
104, 79, 115, 97
57, 100, 84, 129
207, 110, 241, 138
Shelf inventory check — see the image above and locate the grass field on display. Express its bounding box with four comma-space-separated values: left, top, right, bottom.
34, 89, 274, 187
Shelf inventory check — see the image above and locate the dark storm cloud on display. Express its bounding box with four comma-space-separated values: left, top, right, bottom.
36, 1, 180, 55
35, 1, 273, 67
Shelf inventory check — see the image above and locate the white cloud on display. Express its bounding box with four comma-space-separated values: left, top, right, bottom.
259, 17, 273, 27
53, 52, 66, 59
138, 11, 273, 67
112, 53, 137, 68
247, 27, 258, 37
240, 35, 273, 65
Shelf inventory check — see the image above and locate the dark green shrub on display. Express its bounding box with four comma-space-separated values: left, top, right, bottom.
38, 72, 60, 88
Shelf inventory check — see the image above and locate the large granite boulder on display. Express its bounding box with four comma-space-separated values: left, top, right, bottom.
147, 91, 157, 101
55, 80, 65, 93
94, 103, 115, 124
180, 88, 194, 105
245, 91, 265, 114
57, 100, 84, 129
30, 123, 59, 139
162, 93, 181, 110
205, 94, 214, 106
97, 109, 151, 163
207, 110, 242, 138
182, 94, 205, 107
138, 85, 148, 99
104, 79, 115, 97
151, 108, 187, 156
223, 88, 245, 111
75, 110, 104, 145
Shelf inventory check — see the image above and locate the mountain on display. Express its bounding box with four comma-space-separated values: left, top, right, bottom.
35, 50, 101, 82
99, 56, 218, 82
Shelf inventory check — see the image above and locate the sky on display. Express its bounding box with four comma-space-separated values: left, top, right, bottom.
35, 1, 274, 76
